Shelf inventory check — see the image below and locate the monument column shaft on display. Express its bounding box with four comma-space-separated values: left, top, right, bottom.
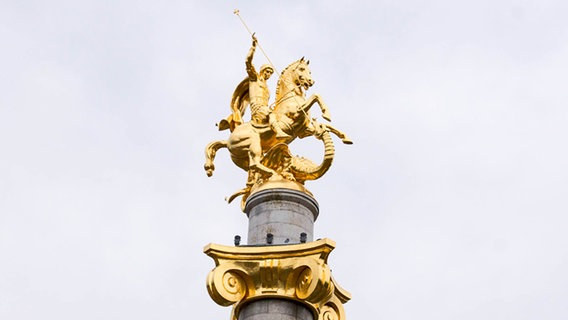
245, 189, 318, 245
238, 189, 318, 320
239, 299, 314, 320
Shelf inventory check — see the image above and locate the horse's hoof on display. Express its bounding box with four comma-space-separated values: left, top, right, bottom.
276, 132, 291, 139
204, 164, 215, 176
267, 173, 284, 182
217, 119, 230, 131
342, 138, 353, 145
282, 173, 296, 181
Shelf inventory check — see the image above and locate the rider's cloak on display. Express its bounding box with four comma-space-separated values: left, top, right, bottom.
218, 77, 250, 132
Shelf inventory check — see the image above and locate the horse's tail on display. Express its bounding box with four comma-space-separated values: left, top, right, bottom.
204, 140, 228, 177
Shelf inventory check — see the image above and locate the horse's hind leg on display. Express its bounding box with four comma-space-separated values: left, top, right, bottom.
325, 124, 353, 145
204, 140, 228, 176
248, 137, 278, 178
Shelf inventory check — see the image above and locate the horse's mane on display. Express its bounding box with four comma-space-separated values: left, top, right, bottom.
275, 59, 302, 102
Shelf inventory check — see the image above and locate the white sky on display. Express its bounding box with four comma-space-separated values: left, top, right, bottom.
1, 1, 568, 319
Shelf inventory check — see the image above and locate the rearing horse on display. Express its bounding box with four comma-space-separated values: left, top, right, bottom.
272, 58, 352, 145
204, 58, 351, 181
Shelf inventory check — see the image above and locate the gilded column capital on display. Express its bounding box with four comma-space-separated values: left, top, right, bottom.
204, 238, 351, 320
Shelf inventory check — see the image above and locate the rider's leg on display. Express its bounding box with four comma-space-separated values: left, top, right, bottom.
269, 113, 290, 138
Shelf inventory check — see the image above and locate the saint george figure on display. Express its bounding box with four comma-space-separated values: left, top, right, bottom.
218, 35, 289, 138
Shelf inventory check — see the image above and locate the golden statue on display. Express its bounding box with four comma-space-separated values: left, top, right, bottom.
204, 34, 352, 208
218, 34, 287, 139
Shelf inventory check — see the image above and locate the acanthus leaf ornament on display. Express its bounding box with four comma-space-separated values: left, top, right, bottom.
204, 239, 351, 320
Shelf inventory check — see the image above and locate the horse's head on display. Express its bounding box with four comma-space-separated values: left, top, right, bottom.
292, 57, 314, 91
276, 57, 315, 102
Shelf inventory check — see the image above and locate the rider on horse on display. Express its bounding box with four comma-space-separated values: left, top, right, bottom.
218, 34, 289, 139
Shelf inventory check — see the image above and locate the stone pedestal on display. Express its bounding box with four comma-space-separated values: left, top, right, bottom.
245, 188, 319, 245
204, 188, 350, 320
240, 188, 318, 320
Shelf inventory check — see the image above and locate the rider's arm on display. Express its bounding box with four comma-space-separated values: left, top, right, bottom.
246, 37, 258, 80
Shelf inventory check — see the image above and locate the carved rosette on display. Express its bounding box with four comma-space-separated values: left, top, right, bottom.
204, 238, 351, 320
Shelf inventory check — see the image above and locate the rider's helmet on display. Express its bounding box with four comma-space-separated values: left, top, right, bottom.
260, 64, 274, 73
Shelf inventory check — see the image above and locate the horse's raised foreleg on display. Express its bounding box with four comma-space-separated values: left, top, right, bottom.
204, 140, 228, 176
324, 124, 353, 145
303, 93, 331, 121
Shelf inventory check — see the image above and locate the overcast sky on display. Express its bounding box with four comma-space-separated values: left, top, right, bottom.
1, 1, 568, 319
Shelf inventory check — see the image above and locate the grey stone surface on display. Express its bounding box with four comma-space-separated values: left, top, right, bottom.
244, 189, 319, 245
239, 189, 318, 320
239, 299, 314, 320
